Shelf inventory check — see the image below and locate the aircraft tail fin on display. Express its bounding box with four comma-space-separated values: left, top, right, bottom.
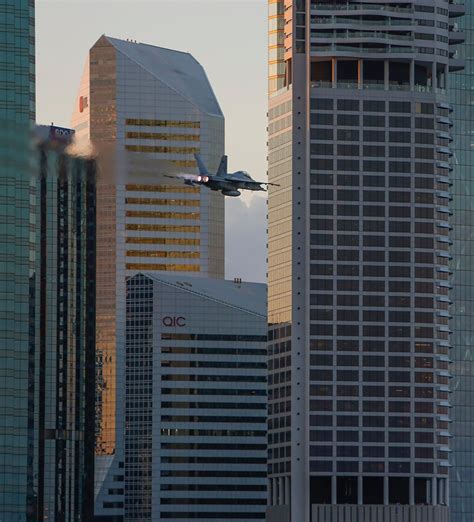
216, 155, 228, 178
194, 153, 209, 176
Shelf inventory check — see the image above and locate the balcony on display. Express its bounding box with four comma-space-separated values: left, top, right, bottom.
312, 30, 414, 42
311, 43, 414, 56
313, 4, 413, 14
449, 1, 465, 18
449, 29, 465, 44
312, 16, 414, 27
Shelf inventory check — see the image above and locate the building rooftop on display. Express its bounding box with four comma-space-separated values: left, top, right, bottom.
135, 273, 267, 318
104, 35, 223, 117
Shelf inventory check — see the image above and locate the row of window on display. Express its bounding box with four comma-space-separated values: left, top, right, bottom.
312, 129, 436, 144
310, 461, 434, 474
308, 325, 437, 338
312, 114, 435, 129
310, 99, 434, 114
312, 296, 435, 308
311, 430, 442, 443
310, 371, 437, 383
310, 159, 436, 173
310, 340, 434, 352
311, 143, 438, 158
311, 385, 436, 398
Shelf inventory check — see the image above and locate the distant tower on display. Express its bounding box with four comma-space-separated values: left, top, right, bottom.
71, 35, 225, 520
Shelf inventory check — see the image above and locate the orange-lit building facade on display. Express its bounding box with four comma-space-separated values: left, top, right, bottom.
71, 35, 225, 521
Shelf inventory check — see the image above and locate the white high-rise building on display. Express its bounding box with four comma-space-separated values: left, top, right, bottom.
70, 35, 225, 520
120, 273, 267, 521
266, 1, 464, 521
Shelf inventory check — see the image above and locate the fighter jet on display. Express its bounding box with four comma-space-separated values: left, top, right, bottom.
169, 154, 279, 197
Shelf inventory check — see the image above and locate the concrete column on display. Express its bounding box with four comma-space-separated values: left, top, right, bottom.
358, 475, 363, 505
409, 476, 415, 505
432, 477, 438, 506
358, 59, 363, 90
384, 60, 389, 90
384, 476, 389, 505
432, 61, 437, 90
410, 60, 415, 91
332, 475, 337, 504
272, 477, 278, 506
332, 58, 337, 88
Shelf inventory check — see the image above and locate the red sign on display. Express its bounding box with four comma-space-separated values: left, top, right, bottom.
79, 96, 89, 113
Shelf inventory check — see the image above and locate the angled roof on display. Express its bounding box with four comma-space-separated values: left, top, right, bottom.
131, 273, 267, 318
103, 35, 223, 117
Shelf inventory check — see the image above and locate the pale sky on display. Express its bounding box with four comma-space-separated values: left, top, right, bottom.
36, 0, 268, 283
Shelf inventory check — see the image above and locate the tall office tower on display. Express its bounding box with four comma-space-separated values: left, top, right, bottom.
267, 1, 464, 521
0, 0, 36, 519
29, 126, 96, 521
94, 273, 267, 522
70, 35, 225, 520
449, 2, 473, 521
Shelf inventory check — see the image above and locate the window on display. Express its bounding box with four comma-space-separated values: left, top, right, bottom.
364, 130, 385, 142
389, 116, 410, 128
338, 114, 359, 126
337, 175, 359, 186
338, 129, 359, 141
389, 101, 411, 113
389, 131, 410, 143
338, 144, 359, 156
311, 98, 333, 110
311, 128, 334, 141
364, 145, 385, 157
363, 160, 385, 172
311, 143, 334, 156
363, 100, 385, 112
363, 431, 384, 442
363, 386, 384, 397
389, 146, 411, 158
338, 159, 359, 171
364, 115, 385, 127
389, 161, 411, 173
338, 99, 359, 111
311, 113, 333, 125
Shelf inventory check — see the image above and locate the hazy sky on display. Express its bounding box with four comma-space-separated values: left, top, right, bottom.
36, 0, 268, 283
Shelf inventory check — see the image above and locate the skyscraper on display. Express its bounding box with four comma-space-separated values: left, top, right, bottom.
0, 0, 36, 519
70, 35, 225, 518
29, 125, 96, 521
267, 1, 463, 521
449, 1, 474, 521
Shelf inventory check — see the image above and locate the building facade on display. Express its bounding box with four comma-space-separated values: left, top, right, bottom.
267, 1, 463, 521
70, 35, 225, 518
0, 0, 36, 519
93, 273, 267, 522
28, 126, 96, 521
449, 1, 474, 520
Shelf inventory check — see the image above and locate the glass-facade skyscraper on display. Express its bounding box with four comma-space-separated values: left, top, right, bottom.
28, 126, 97, 521
0, 0, 36, 519
267, 1, 464, 521
449, 0, 474, 520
